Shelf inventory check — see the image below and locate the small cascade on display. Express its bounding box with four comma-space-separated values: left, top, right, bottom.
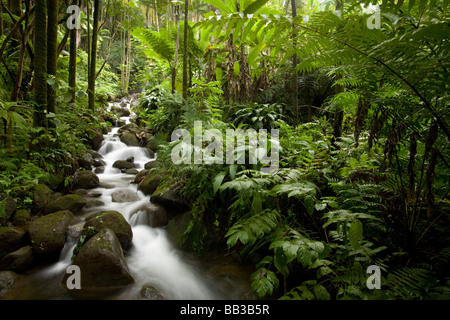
77, 100, 219, 299
2, 97, 250, 300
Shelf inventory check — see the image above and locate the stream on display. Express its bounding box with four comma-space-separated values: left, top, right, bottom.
2, 99, 253, 300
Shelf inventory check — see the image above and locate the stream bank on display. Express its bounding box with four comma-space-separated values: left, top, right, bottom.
0, 96, 253, 300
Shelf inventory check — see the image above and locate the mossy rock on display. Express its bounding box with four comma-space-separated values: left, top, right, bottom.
137, 171, 164, 196
0, 227, 26, 260
44, 194, 87, 215
81, 211, 133, 251
0, 245, 34, 272
0, 193, 17, 225
72, 170, 100, 190
112, 160, 133, 170
27, 210, 74, 257
119, 132, 139, 147
62, 228, 134, 296
32, 184, 52, 212
12, 209, 31, 226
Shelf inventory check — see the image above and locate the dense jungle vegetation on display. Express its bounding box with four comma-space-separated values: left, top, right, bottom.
0, 0, 449, 300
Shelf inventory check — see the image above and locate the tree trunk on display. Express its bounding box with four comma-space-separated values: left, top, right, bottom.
173, 4, 180, 94
154, 0, 159, 32
69, 0, 78, 103
88, 0, 99, 111
46, 0, 58, 122
291, 0, 299, 126
33, 0, 47, 128
182, 0, 188, 99
10, 1, 30, 102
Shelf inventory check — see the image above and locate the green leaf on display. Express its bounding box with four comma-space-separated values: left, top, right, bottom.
233, 61, 240, 77
251, 268, 279, 298
213, 171, 227, 194
313, 284, 331, 300
349, 219, 363, 250
203, 0, 233, 14
63, 92, 73, 103
229, 164, 238, 180
241, 18, 256, 43
304, 195, 315, 216
243, 0, 270, 14
274, 247, 289, 277
297, 245, 312, 267
247, 41, 266, 66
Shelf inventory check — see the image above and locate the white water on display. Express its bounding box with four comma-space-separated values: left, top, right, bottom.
18, 101, 220, 300
71, 101, 218, 299
91, 108, 218, 299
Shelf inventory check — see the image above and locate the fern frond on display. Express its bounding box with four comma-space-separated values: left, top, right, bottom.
225, 209, 280, 248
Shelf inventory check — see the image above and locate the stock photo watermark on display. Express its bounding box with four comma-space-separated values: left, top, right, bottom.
170, 121, 280, 174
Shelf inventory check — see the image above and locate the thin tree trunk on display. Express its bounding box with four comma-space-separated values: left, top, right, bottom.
291, 0, 299, 126
88, 0, 99, 111
182, 0, 188, 99
68, 0, 78, 103
172, 4, 180, 94
154, 0, 159, 32
46, 0, 58, 122
10, 1, 30, 101
33, 0, 47, 128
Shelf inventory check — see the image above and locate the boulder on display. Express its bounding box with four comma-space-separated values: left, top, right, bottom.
72, 189, 89, 196
137, 171, 163, 196
0, 227, 26, 260
27, 210, 74, 257
112, 160, 133, 170
44, 194, 87, 215
78, 153, 94, 170
145, 137, 158, 151
111, 189, 140, 203
81, 211, 133, 251
125, 169, 139, 175
150, 183, 188, 212
94, 166, 105, 174
89, 191, 102, 198
140, 284, 166, 300
0, 271, 18, 297
72, 170, 100, 190
133, 170, 149, 184
144, 160, 156, 170
93, 159, 106, 167
87, 149, 103, 159
166, 212, 192, 249
118, 123, 140, 135
0, 193, 17, 225
131, 203, 168, 228
12, 209, 31, 226
0, 246, 34, 272
85, 127, 104, 151
32, 184, 52, 212
85, 199, 105, 208
112, 105, 130, 117
63, 229, 134, 294
119, 132, 140, 147
100, 113, 118, 126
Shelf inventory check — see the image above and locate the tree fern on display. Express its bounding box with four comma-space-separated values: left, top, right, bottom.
132, 28, 174, 65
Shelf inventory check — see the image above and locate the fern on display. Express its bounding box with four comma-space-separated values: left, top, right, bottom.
225, 209, 280, 249
386, 267, 438, 300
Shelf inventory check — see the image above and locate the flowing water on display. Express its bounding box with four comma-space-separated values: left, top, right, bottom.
2, 100, 252, 300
